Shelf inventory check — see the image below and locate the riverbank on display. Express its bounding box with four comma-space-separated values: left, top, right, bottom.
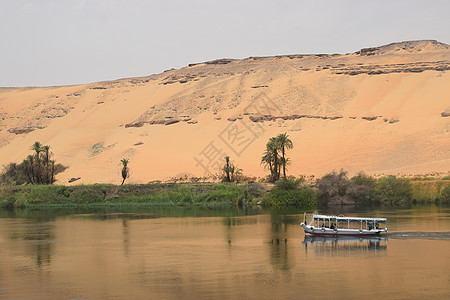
0, 176, 448, 209
0, 182, 265, 208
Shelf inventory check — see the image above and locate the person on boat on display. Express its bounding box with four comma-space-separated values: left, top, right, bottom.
330, 223, 335, 229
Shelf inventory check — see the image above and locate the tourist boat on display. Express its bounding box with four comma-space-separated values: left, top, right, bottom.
300, 212, 388, 236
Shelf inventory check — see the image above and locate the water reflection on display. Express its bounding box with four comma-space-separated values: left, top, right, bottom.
4, 220, 55, 270
268, 213, 292, 272
302, 236, 387, 256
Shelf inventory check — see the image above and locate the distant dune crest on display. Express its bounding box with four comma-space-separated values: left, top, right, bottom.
356, 40, 449, 56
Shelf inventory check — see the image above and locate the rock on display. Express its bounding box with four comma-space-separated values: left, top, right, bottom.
356, 47, 380, 56
7, 127, 35, 134
362, 116, 378, 121
205, 59, 234, 65
68, 177, 81, 183
125, 122, 145, 128
441, 108, 450, 117
164, 119, 180, 125
249, 114, 343, 123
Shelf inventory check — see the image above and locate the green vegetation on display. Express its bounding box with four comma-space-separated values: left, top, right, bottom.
120, 158, 130, 185
0, 141, 66, 185
375, 176, 412, 204
221, 156, 242, 183
316, 170, 450, 206
261, 133, 293, 182
262, 177, 316, 207
0, 182, 261, 209
411, 180, 450, 203
0, 173, 448, 209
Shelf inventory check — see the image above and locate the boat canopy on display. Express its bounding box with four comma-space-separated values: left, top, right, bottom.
312, 214, 387, 223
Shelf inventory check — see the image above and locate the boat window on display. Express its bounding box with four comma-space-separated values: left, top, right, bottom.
337, 220, 348, 229
348, 220, 361, 229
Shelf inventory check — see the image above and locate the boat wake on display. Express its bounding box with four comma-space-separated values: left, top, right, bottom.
387, 232, 450, 240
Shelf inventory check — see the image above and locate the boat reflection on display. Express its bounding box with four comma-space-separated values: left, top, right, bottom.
302, 235, 387, 256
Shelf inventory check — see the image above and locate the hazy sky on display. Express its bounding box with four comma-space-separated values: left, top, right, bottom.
1, 0, 449, 87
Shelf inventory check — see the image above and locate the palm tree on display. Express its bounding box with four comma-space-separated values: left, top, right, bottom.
270, 137, 282, 181
222, 156, 241, 182
261, 148, 274, 181
276, 133, 293, 178
261, 138, 282, 182
25, 155, 35, 183
42, 145, 51, 167
49, 160, 56, 184
22, 157, 34, 183
120, 158, 130, 185
223, 156, 232, 182
31, 141, 42, 160
4, 141, 66, 185
30, 142, 43, 183
41, 145, 51, 183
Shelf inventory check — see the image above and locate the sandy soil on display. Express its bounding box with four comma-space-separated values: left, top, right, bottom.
0, 40, 449, 184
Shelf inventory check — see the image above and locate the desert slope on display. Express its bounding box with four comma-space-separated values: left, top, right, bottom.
0, 40, 449, 184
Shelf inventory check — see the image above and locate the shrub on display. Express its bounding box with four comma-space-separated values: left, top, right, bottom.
263, 177, 316, 207
348, 172, 377, 204
246, 182, 267, 199
263, 186, 316, 207
274, 177, 303, 190
375, 176, 412, 204
13, 192, 29, 208
1, 195, 16, 209
316, 170, 353, 205
411, 181, 441, 203
439, 185, 450, 203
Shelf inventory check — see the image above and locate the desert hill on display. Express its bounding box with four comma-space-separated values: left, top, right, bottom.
0, 40, 449, 184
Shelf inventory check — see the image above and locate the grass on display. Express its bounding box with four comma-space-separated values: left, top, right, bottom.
0, 182, 258, 209
411, 179, 450, 204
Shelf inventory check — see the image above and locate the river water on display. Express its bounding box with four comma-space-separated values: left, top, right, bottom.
0, 205, 449, 299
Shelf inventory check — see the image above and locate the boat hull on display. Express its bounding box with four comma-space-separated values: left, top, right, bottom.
301, 223, 387, 236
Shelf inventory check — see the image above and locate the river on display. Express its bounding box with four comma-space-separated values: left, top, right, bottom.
0, 205, 449, 299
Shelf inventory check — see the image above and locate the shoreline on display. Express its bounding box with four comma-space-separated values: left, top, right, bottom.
1, 176, 449, 209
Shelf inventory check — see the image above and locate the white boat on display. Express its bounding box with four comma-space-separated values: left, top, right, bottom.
300, 212, 388, 236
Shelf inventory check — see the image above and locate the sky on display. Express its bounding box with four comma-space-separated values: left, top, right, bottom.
1, 0, 449, 87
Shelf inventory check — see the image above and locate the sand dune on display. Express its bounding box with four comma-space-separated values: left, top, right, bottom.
0, 40, 449, 184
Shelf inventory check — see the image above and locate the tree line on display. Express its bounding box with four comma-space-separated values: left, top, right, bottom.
0, 142, 66, 185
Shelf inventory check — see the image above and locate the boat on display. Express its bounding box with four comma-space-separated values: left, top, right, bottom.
300, 212, 388, 236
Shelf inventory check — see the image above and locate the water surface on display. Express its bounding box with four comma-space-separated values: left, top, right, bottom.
0, 205, 449, 299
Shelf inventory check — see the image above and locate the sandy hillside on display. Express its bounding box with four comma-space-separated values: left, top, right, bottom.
0, 40, 449, 184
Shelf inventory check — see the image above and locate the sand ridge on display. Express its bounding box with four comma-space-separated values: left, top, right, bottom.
0, 40, 449, 184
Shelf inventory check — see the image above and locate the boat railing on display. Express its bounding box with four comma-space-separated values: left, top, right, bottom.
306, 213, 387, 230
